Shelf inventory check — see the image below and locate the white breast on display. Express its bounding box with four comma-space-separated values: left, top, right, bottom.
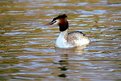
56, 31, 74, 48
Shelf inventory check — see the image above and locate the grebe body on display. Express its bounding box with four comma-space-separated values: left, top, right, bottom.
48, 14, 90, 48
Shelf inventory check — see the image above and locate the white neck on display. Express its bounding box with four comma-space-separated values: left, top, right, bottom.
56, 30, 72, 48
59, 30, 68, 38
56, 30, 67, 48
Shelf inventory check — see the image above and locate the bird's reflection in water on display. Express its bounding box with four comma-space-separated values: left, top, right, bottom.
55, 47, 85, 78
57, 54, 68, 78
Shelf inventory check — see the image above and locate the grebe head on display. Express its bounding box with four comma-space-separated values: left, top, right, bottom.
49, 14, 69, 32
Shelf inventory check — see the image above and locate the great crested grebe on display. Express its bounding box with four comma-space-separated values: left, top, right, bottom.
48, 14, 90, 48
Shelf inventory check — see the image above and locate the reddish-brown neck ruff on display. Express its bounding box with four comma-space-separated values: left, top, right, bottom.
58, 18, 69, 32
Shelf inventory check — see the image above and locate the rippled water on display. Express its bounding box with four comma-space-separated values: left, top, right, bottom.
0, 0, 121, 81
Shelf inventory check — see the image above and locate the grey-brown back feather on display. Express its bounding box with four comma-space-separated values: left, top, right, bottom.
67, 31, 86, 46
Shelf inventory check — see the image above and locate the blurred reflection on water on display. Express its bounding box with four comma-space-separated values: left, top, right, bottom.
0, 0, 121, 81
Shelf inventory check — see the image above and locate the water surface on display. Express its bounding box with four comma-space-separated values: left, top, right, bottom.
0, 0, 121, 81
